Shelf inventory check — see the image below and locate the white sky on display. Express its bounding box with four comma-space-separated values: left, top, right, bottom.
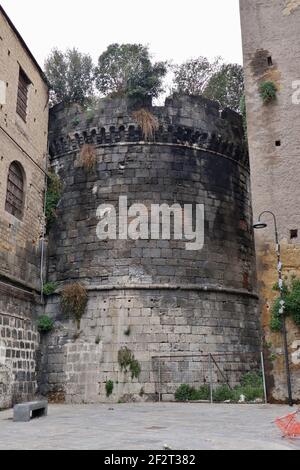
1, 0, 243, 68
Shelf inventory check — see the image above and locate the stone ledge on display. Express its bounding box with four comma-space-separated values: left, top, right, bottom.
0, 281, 37, 303
0, 310, 27, 321
52, 283, 259, 299
0, 271, 40, 295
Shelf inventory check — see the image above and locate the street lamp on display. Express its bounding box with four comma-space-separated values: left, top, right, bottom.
253, 210, 293, 407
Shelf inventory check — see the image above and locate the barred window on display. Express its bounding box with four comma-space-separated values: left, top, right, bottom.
5, 162, 25, 220
16, 68, 30, 122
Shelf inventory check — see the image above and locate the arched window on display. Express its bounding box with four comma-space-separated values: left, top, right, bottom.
5, 161, 25, 220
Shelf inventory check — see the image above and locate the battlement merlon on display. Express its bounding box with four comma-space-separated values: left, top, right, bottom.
48, 94, 249, 167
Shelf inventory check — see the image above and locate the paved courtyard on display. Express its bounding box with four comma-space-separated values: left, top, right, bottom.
0, 403, 299, 450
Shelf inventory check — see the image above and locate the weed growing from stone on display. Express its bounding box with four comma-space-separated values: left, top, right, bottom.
132, 109, 159, 141
95, 335, 101, 345
259, 81, 277, 104
61, 283, 88, 330
37, 315, 54, 333
79, 144, 97, 172
106, 380, 114, 397
124, 326, 131, 337
42, 282, 58, 296
118, 347, 141, 380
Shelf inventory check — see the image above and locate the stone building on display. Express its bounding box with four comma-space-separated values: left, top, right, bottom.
39, 95, 261, 403
0, 6, 49, 408
240, 0, 300, 401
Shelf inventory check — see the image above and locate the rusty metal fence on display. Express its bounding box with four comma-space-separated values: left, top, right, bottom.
152, 352, 267, 403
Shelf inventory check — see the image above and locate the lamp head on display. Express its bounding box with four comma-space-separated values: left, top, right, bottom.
253, 221, 268, 230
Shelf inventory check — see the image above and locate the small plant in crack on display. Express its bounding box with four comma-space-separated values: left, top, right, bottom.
124, 326, 131, 337
118, 347, 141, 380
106, 380, 114, 397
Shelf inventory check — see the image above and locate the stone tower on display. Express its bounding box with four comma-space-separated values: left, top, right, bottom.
40, 95, 260, 403
240, 0, 300, 401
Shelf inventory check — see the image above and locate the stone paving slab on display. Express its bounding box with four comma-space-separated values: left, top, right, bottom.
0, 403, 299, 450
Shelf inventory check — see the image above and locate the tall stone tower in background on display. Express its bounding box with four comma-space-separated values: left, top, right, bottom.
240, 0, 300, 401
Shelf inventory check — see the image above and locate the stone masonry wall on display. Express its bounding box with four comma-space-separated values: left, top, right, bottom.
0, 8, 48, 291
240, 0, 300, 401
41, 95, 261, 403
0, 282, 39, 409
40, 288, 259, 403
0, 7, 48, 408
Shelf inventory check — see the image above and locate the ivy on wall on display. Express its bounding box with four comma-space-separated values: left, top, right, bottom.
271, 277, 300, 332
45, 171, 63, 232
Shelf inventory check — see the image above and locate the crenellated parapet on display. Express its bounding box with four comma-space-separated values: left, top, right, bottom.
49, 94, 249, 168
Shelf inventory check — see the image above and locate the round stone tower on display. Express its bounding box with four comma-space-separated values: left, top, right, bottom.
41, 94, 261, 403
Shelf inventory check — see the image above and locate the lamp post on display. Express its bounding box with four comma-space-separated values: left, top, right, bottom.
253, 210, 293, 407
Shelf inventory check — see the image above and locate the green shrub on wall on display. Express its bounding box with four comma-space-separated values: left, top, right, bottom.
271, 278, 300, 332
118, 347, 141, 380
118, 347, 133, 372
37, 315, 54, 333
106, 380, 114, 397
130, 359, 141, 380
42, 282, 58, 296
259, 81, 277, 104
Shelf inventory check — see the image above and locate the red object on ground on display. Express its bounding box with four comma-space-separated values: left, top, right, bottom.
275, 410, 300, 438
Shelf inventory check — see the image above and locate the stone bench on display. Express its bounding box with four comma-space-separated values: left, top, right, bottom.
13, 400, 48, 422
